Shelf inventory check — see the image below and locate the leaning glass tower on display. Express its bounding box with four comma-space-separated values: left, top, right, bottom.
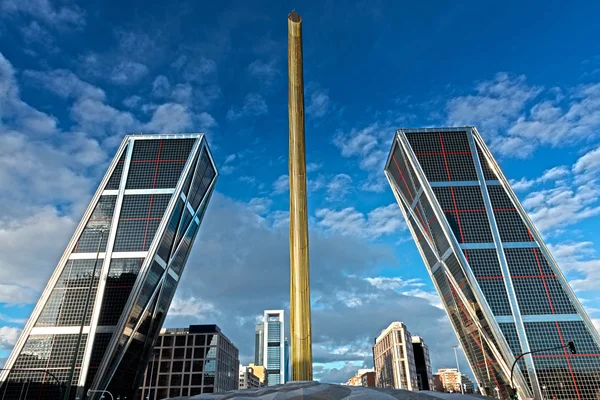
0, 134, 217, 399
384, 127, 600, 399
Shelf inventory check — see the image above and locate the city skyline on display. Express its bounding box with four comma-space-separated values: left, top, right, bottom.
1, 0, 600, 387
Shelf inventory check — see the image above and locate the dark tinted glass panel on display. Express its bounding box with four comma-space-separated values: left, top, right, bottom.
387, 142, 417, 202
477, 279, 512, 316
505, 247, 554, 276
106, 146, 127, 190
157, 199, 185, 261
36, 259, 101, 326
99, 258, 144, 325
465, 249, 502, 277
113, 194, 171, 252
475, 142, 498, 180
494, 209, 532, 242
171, 220, 199, 275
127, 139, 195, 189
75, 196, 116, 252
513, 276, 576, 315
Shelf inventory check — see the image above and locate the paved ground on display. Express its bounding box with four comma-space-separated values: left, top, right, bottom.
165, 381, 494, 399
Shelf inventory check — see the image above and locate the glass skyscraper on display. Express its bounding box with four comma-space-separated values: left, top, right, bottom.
0, 134, 217, 399
384, 127, 600, 399
263, 310, 285, 386
254, 322, 264, 366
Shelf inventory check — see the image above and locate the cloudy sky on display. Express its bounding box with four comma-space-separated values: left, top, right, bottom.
1, 0, 600, 385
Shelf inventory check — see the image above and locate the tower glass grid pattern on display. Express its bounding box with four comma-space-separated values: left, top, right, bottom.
0, 134, 218, 400
263, 310, 285, 386
384, 127, 600, 400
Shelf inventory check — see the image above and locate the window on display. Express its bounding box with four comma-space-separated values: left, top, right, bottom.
176, 335, 186, 346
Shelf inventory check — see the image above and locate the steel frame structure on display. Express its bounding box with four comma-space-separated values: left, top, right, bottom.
384, 127, 600, 400
1, 134, 218, 400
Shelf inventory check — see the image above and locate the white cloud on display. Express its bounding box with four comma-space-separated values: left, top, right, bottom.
0, 327, 21, 350
548, 241, 600, 292
144, 103, 192, 133
315, 204, 405, 239
573, 145, 600, 177
306, 162, 322, 173
110, 61, 149, 85
524, 183, 600, 232
272, 174, 289, 194
247, 197, 272, 215
447, 73, 541, 143
447, 73, 600, 158
122, 95, 142, 109
0, 54, 58, 136
364, 276, 424, 290
227, 93, 268, 120
168, 296, 217, 318
23, 68, 106, 100
1, 0, 86, 29
248, 59, 279, 85
326, 174, 352, 201
151, 75, 171, 97
510, 177, 536, 192
333, 123, 389, 172
307, 88, 331, 118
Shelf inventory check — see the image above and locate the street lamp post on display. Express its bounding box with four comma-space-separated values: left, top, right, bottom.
146, 350, 159, 400
64, 218, 109, 400
452, 345, 464, 394
509, 341, 576, 399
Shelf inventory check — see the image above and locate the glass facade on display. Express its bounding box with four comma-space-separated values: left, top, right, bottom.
139, 325, 239, 399
385, 127, 600, 399
263, 310, 285, 386
0, 134, 218, 400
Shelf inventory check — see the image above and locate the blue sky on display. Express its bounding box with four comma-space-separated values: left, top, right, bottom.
1, 0, 600, 385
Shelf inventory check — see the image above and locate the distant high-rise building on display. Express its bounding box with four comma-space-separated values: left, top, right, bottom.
239, 365, 261, 389
0, 134, 217, 399
254, 323, 264, 366
263, 310, 285, 386
373, 322, 418, 390
411, 336, 433, 391
139, 325, 239, 399
385, 127, 600, 399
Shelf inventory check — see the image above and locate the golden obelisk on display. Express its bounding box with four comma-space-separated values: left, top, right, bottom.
288, 10, 313, 381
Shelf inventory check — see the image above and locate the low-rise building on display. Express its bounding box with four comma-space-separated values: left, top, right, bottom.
343, 369, 375, 386
239, 365, 261, 389
248, 363, 267, 386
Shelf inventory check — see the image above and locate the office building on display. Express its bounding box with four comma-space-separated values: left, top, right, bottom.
0, 134, 218, 400
139, 325, 239, 399
263, 310, 286, 386
239, 365, 260, 389
343, 369, 375, 387
434, 368, 474, 393
385, 127, 600, 399
411, 336, 433, 391
373, 322, 418, 390
254, 323, 264, 366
